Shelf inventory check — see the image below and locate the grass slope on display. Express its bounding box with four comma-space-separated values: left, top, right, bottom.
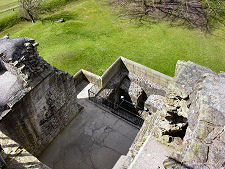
0, 0, 18, 32
0, 9, 19, 31
1, 0, 225, 76
0, 0, 17, 11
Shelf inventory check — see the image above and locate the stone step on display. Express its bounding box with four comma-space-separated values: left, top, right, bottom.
128, 136, 173, 169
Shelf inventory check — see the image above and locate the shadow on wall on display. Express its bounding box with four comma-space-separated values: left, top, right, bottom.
0, 60, 7, 113
164, 157, 194, 169
107, 75, 148, 114
0, 143, 41, 169
0, 60, 7, 76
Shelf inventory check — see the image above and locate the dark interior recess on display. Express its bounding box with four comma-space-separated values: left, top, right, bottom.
164, 123, 188, 140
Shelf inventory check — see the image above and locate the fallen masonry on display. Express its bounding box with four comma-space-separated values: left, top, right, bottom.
0, 36, 224, 169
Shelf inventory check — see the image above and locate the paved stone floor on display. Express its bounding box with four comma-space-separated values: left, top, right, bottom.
39, 83, 139, 169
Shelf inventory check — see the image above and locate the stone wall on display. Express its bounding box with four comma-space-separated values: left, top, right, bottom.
128, 60, 225, 169
121, 57, 172, 87
93, 57, 172, 89
0, 37, 83, 156
0, 71, 83, 155
163, 61, 225, 169
1, 36, 224, 169
0, 37, 53, 117
101, 57, 125, 88
89, 57, 170, 114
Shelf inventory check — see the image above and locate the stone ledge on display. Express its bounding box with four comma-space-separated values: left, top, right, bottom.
0, 131, 50, 169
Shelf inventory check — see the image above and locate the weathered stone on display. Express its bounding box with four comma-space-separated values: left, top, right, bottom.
24, 42, 32, 47
124, 60, 224, 169
145, 94, 164, 112
165, 104, 177, 112
33, 42, 39, 47
174, 60, 217, 93
2, 33, 9, 39
161, 61, 225, 169
173, 137, 183, 145
0, 37, 83, 159
120, 78, 147, 107
160, 135, 171, 143
207, 139, 225, 167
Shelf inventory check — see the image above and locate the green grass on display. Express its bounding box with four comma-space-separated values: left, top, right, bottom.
40, 0, 78, 12
0, 0, 78, 32
0, 9, 19, 32
1, 0, 225, 76
0, 0, 19, 32
0, 0, 17, 11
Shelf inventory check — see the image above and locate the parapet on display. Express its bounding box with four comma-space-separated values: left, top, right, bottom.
0, 36, 82, 157
0, 36, 53, 118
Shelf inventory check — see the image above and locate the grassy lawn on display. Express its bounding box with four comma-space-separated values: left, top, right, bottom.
0, 0, 18, 11
0, 0, 225, 76
0, 0, 79, 32
0, 9, 19, 31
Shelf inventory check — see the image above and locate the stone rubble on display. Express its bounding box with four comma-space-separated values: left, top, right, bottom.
145, 94, 165, 113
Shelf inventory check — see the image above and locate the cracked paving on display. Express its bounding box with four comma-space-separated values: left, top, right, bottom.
39, 83, 139, 169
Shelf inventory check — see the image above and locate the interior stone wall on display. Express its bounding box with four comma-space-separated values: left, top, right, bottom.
121, 57, 172, 87
0, 71, 83, 156
101, 57, 125, 88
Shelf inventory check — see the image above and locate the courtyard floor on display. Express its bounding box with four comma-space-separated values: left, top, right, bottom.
39, 83, 139, 169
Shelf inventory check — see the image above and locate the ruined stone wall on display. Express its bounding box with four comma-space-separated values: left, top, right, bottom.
0, 70, 83, 156
0, 37, 83, 156
0, 37, 53, 116
163, 61, 225, 169
90, 57, 170, 113
128, 60, 225, 169
1, 36, 224, 169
